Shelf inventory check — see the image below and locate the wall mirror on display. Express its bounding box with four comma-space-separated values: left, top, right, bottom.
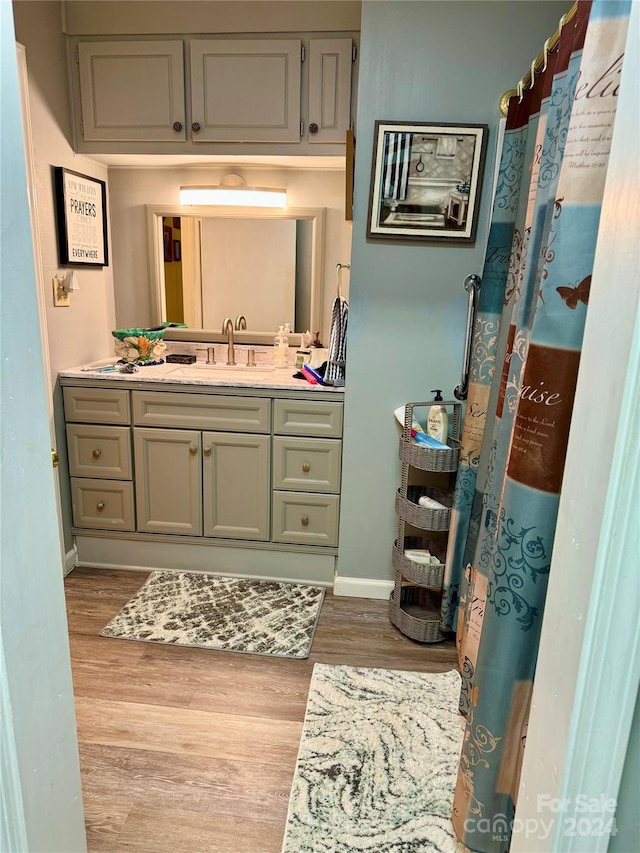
146, 205, 325, 345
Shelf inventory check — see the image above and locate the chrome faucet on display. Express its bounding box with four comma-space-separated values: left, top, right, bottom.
235, 314, 247, 331
223, 318, 236, 365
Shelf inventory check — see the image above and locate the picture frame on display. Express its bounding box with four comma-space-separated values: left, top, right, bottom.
173, 239, 181, 262
366, 121, 488, 243
54, 167, 109, 265
163, 225, 173, 262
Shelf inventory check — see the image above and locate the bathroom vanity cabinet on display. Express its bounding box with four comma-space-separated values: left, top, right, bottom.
69, 36, 356, 154
61, 374, 343, 584
389, 400, 461, 642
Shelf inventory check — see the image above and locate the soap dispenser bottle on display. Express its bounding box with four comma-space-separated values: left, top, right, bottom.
273, 325, 286, 368
427, 390, 449, 444
281, 323, 290, 366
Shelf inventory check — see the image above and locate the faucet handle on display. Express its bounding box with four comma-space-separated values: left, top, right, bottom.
246, 348, 256, 367
196, 347, 216, 364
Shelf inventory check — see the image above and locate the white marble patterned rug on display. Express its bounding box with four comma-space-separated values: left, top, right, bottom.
282, 664, 465, 852
100, 571, 325, 659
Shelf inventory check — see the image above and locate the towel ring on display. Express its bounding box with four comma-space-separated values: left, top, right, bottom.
336, 263, 350, 300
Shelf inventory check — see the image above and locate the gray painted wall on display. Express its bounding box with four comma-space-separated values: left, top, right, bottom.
337, 0, 567, 585
1, 4, 85, 848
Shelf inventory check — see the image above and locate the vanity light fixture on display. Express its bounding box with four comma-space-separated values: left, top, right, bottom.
179, 173, 287, 208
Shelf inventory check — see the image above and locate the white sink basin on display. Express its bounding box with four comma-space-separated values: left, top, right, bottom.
167, 363, 275, 379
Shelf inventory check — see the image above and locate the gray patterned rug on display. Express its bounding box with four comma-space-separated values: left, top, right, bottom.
100, 571, 325, 659
282, 665, 465, 852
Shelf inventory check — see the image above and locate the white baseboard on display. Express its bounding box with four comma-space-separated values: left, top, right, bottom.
64, 547, 77, 576
333, 576, 394, 600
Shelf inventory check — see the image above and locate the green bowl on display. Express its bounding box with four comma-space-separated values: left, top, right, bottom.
112, 328, 167, 364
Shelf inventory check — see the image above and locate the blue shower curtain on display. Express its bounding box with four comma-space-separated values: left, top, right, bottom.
446, 2, 632, 851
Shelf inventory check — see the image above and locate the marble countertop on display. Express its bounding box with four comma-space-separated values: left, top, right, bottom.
59, 359, 344, 394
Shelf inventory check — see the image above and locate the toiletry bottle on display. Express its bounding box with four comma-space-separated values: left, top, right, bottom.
427, 390, 449, 444
273, 325, 286, 368
281, 323, 290, 366
393, 405, 448, 449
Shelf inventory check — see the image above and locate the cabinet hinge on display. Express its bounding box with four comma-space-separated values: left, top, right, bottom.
80, 119, 84, 134
75, 45, 80, 64
300, 120, 304, 138
352, 43, 357, 62
301, 44, 305, 63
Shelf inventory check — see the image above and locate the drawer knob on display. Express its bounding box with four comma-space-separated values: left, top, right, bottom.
189, 445, 198, 456
96, 502, 105, 511
302, 462, 311, 473
172, 121, 183, 133
301, 515, 310, 527
203, 446, 212, 457
92, 449, 102, 459
191, 121, 201, 133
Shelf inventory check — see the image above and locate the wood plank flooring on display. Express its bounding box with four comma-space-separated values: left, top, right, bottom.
65, 568, 458, 853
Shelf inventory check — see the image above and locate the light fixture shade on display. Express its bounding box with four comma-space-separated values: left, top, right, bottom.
180, 174, 286, 208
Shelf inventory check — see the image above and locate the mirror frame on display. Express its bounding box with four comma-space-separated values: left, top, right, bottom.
146, 204, 325, 345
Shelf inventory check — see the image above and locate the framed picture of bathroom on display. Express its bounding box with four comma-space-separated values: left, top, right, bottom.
54, 167, 109, 265
366, 121, 488, 243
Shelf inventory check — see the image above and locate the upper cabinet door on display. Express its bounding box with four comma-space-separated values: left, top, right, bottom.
190, 39, 301, 142
307, 39, 353, 144
77, 41, 186, 142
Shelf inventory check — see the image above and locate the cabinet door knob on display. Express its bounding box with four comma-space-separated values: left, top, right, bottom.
96, 502, 105, 511
203, 446, 212, 457
92, 448, 102, 459
191, 121, 201, 133
301, 515, 310, 527
172, 121, 183, 133
302, 462, 311, 473
189, 445, 198, 456
309, 122, 319, 134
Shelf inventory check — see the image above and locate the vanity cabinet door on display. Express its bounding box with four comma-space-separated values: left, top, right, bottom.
190, 39, 301, 142
76, 41, 186, 142
202, 432, 270, 541
134, 428, 202, 535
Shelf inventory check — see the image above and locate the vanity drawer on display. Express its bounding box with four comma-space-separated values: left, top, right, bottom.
66, 424, 132, 480
132, 391, 270, 433
273, 399, 343, 437
273, 437, 342, 493
63, 386, 131, 425
71, 477, 134, 531
272, 491, 339, 547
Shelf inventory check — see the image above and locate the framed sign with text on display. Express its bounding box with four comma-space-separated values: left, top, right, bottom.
54, 167, 109, 266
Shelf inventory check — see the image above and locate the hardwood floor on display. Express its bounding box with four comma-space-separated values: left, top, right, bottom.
64, 567, 458, 853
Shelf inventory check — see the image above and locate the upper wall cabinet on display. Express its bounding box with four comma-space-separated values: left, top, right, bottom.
77, 41, 186, 142
190, 40, 301, 143
308, 39, 353, 144
69, 35, 357, 155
